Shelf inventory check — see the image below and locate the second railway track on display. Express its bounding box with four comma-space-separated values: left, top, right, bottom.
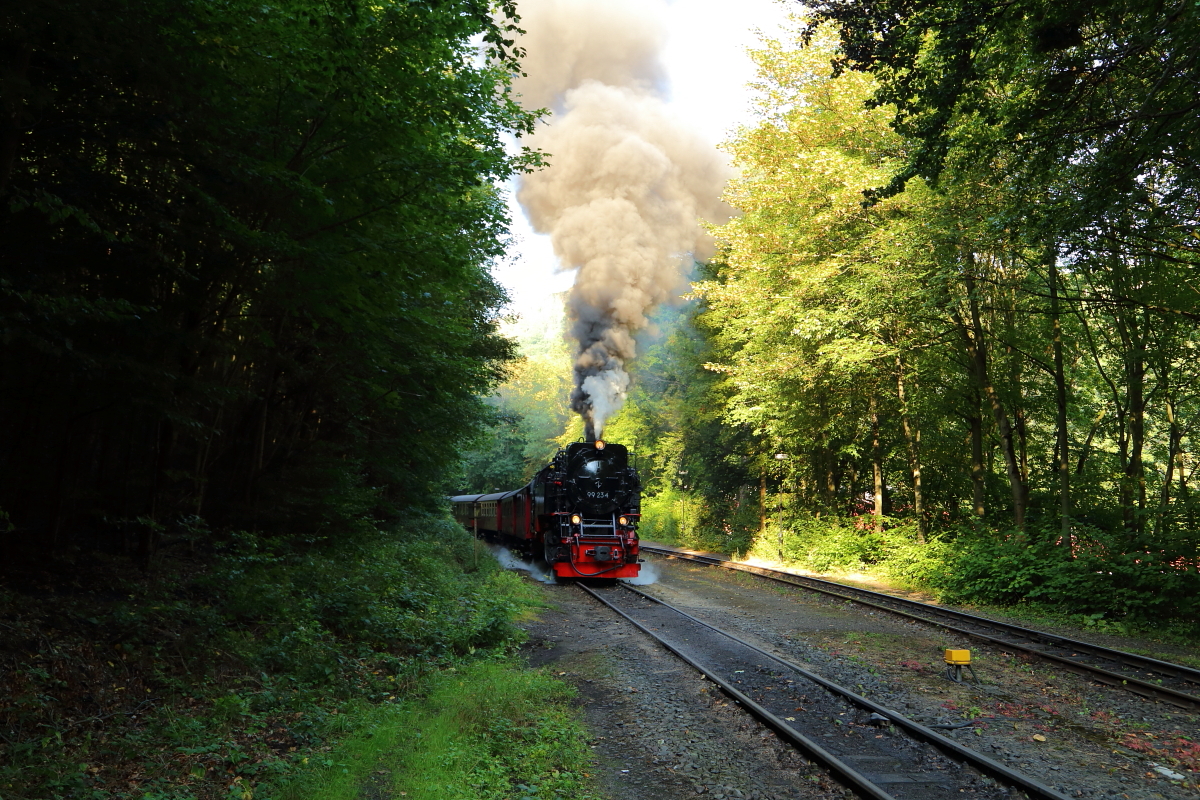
579, 581, 1073, 800
641, 543, 1200, 711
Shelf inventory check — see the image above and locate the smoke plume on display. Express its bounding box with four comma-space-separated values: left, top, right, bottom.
514, 0, 731, 439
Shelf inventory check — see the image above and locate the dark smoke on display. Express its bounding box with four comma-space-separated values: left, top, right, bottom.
513, 0, 732, 438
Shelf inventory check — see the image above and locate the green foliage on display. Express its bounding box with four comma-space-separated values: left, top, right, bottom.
744, 514, 940, 577
875, 529, 954, 588
938, 526, 1200, 622
641, 485, 711, 547
393, 662, 598, 800
597, 297, 763, 555
211, 519, 526, 675
0, 516, 546, 800
729, 510, 1198, 625
458, 412, 535, 494
270, 661, 598, 800
807, 0, 1200, 233
752, 516, 886, 573
0, 0, 538, 544
627, 12, 1200, 620
457, 307, 576, 493
699, 20, 961, 528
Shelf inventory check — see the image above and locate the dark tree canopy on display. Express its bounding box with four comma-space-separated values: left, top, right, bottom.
0, 0, 539, 553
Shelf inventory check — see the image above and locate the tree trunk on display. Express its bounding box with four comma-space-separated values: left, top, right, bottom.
1075, 411, 1103, 475
1178, 446, 1191, 533
846, 462, 859, 508
1128, 351, 1147, 530
192, 403, 224, 517
871, 393, 884, 532
759, 471, 766, 537
247, 395, 269, 506
1114, 310, 1147, 533
825, 460, 837, 514
1049, 255, 1071, 547
1004, 296, 1030, 493
1159, 393, 1179, 537
955, 267, 1026, 529
151, 417, 176, 521
0, 45, 32, 195
895, 357, 925, 541
969, 400, 985, 517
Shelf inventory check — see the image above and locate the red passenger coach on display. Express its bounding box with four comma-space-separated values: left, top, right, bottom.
451, 440, 642, 579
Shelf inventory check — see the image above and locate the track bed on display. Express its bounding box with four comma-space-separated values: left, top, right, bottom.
583, 582, 1045, 800
514, 552, 1199, 799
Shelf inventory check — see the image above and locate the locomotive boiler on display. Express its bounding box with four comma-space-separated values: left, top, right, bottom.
450, 439, 641, 579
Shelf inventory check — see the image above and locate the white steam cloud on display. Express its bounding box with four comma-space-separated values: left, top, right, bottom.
487, 544, 557, 583
514, 0, 732, 439
619, 557, 660, 585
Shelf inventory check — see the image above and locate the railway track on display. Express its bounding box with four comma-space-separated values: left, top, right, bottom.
579, 581, 1072, 800
640, 543, 1200, 710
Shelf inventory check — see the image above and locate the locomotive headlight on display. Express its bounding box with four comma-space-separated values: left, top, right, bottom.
618, 516, 628, 526
570, 514, 581, 525
595, 439, 605, 450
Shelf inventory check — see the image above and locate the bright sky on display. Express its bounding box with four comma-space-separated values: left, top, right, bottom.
497, 0, 794, 322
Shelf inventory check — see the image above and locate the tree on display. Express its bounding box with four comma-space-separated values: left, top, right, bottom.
0, 0, 538, 552
699, 22, 935, 525
806, 0, 1200, 241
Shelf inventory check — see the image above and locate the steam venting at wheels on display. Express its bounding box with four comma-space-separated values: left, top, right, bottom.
512, 0, 732, 439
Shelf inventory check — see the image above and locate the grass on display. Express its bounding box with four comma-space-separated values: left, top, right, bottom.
271, 660, 600, 800
0, 516, 593, 800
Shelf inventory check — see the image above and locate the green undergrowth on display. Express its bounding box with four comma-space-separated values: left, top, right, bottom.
742, 514, 950, 589
648, 499, 1200, 640
0, 515, 573, 800
639, 486, 757, 554
272, 660, 599, 800
954, 601, 1200, 658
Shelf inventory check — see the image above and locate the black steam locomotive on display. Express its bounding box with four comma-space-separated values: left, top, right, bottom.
450, 439, 642, 578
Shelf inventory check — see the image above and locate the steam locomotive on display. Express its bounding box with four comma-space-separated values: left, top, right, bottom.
450, 439, 642, 579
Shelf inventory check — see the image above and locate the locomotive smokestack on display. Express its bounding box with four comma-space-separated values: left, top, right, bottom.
513, 0, 731, 438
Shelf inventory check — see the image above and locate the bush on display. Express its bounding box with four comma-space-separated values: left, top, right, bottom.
208, 517, 530, 685
748, 514, 886, 572
640, 487, 759, 554
645, 493, 1200, 626
937, 523, 1200, 622
875, 526, 953, 588
0, 513, 542, 800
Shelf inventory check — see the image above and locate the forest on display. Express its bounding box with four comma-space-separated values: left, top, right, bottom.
0, 0, 536, 556
473, 2, 1200, 628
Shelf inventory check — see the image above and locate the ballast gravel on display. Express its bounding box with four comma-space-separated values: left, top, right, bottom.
521, 582, 853, 800
514, 552, 1200, 800
636, 555, 1200, 800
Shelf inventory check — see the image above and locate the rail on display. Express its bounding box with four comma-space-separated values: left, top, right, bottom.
579, 582, 1073, 800
640, 543, 1200, 710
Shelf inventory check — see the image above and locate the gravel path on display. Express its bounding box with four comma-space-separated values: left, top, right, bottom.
515, 554, 1199, 800
586, 583, 1015, 800
522, 583, 852, 800
638, 557, 1200, 800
